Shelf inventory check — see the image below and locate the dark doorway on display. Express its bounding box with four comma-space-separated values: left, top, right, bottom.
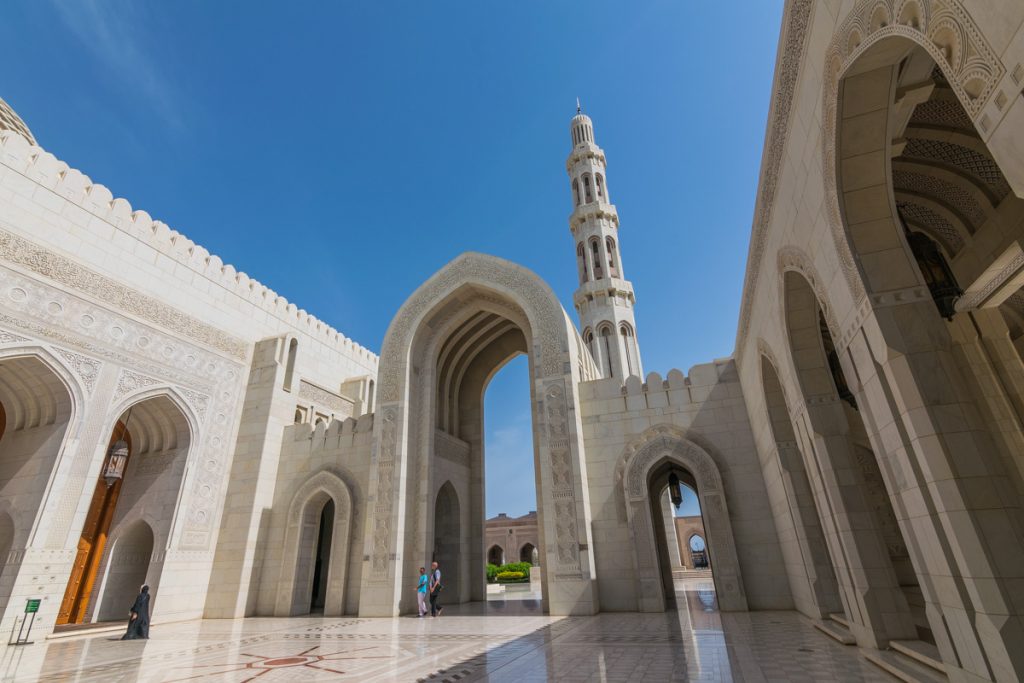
310, 499, 334, 612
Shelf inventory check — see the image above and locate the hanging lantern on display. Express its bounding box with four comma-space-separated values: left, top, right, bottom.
103, 440, 129, 487
103, 410, 132, 487
668, 471, 683, 509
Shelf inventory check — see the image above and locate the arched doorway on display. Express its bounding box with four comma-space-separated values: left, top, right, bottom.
57, 393, 192, 625
783, 268, 919, 645
93, 520, 154, 622
433, 481, 461, 599
274, 470, 353, 617
688, 535, 707, 569
0, 353, 77, 601
620, 426, 747, 613
309, 499, 334, 612
758, 352, 843, 619
487, 545, 503, 567
519, 543, 536, 565
359, 254, 597, 617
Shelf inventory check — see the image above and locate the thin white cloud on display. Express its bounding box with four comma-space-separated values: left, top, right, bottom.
49, 0, 183, 130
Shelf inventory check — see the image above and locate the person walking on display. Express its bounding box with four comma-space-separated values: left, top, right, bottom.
121, 584, 151, 640
416, 567, 429, 617
428, 561, 443, 617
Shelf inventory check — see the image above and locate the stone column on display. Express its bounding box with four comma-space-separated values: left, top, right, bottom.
843, 306, 1024, 681
660, 489, 682, 572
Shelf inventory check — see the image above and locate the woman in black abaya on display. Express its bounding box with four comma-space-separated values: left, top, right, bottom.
121, 585, 150, 640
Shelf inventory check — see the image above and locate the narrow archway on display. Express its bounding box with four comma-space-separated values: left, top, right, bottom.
519, 543, 535, 565
57, 393, 192, 625
309, 499, 334, 612
275, 470, 353, 617
433, 481, 460, 600
487, 545, 503, 567
620, 427, 747, 613
93, 520, 154, 622
783, 267, 917, 646
0, 353, 77, 606
759, 353, 843, 619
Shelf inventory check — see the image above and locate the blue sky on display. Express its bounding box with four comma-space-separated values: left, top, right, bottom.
2, 1, 783, 517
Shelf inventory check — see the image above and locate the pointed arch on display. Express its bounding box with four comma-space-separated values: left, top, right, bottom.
363, 253, 594, 617
276, 469, 354, 616
617, 425, 746, 612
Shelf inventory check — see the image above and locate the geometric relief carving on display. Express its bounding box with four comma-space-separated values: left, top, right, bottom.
0, 227, 248, 360
892, 168, 987, 231
896, 200, 965, 255
51, 346, 101, 395
735, 0, 814, 350
298, 380, 353, 416
0, 329, 28, 344
370, 407, 399, 577
115, 368, 162, 401
0, 256, 244, 553
543, 380, 580, 568
901, 138, 1010, 201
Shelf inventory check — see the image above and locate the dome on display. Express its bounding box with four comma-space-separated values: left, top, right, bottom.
0, 96, 36, 146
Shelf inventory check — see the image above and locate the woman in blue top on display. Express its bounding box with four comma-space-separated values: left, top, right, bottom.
416, 567, 428, 617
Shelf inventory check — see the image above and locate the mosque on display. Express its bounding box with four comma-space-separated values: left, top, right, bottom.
0, 1, 1023, 681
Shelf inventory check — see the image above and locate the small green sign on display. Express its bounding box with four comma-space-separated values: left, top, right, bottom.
24, 599, 40, 614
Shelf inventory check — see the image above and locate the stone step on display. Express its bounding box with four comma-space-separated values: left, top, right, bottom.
890, 640, 945, 674
813, 619, 856, 645
864, 650, 947, 683
828, 612, 851, 628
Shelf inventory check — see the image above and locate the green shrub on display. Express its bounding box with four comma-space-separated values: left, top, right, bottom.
495, 571, 525, 582
497, 561, 532, 575
485, 563, 499, 582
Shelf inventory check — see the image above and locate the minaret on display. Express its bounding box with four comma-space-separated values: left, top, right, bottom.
567, 103, 642, 380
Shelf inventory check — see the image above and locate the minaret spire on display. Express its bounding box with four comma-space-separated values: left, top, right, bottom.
566, 108, 643, 380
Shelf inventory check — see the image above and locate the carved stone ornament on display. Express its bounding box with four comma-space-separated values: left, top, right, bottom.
0, 226, 248, 360
51, 346, 101, 395
737, 0, 1004, 351
376, 253, 570, 404
298, 379, 354, 416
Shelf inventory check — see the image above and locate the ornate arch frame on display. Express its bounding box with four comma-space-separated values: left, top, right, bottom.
99, 385, 202, 553
275, 469, 354, 617
0, 344, 87, 549
360, 252, 596, 617
617, 425, 747, 612
820, 0, 1005, 305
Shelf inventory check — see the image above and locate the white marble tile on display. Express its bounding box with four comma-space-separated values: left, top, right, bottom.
0, 579, 893, 682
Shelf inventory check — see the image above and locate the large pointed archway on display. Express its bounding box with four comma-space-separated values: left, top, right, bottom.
358, 253, 598, 617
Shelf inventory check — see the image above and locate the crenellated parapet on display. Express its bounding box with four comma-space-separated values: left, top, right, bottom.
287, 412, 375, 452
0, 131, 378, 364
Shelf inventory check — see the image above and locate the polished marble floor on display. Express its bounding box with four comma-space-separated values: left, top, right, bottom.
0, 579, 894, 682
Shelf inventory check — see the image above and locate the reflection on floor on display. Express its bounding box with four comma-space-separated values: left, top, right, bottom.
0, 578, 894, 682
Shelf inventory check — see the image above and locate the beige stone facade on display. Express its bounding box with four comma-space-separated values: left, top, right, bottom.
484, 512, 539, 566
0, 2, 1023, 679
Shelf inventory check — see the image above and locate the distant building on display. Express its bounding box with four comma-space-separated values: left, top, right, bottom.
673, 516, 709, 570
485, 512, 539, 566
